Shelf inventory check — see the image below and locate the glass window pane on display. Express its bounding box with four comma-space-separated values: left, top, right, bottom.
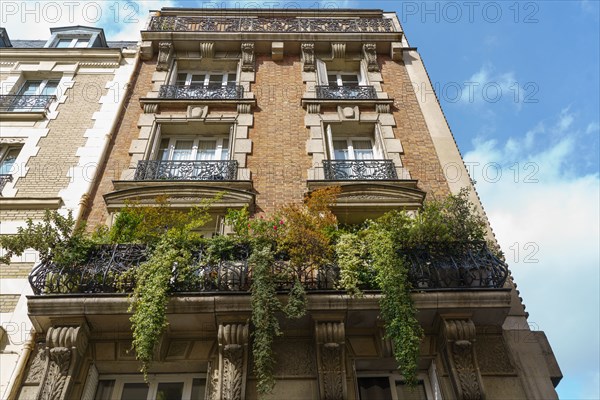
18, 81, 41, 95
352, 140, 374, 160
333, 140, 349, 160
1, 148, 20, 174
120, 383, 149, 400
41, 81, 60, 96
75, 39, 89, 48
172, 140, 194, 161
191, 378, 206, 400
155, 382, 184, 400
221, 138, 229, 160
395, 381, 427, 400
341, 74, 359, 85
327, 74, 337, 86
94, 380, 115, 400
208, 74, 223, 86
190, 75, 205, 86
159, 138, 170, 160
176, 73, 188, 85
358, 377, 392, 400
55, 39, 72, 48
196, 140, 217, 160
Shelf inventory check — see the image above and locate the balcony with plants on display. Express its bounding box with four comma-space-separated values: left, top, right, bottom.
1, 188, 509, 394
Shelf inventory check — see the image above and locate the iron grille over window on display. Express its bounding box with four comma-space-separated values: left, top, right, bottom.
158, 84, 244, 100
134, 160, 238, 181
315, 85, 377, 100
323, 160, 398, 180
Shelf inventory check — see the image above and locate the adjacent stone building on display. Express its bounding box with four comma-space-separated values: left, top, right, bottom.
0, 26, 137, 399
3, 9, 561, 400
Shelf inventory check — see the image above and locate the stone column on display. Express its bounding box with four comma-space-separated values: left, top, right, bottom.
315, 321, 347, 400
438, 316, 485, 400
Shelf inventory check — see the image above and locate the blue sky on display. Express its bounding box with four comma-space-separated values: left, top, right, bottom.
2, 1, 599, 398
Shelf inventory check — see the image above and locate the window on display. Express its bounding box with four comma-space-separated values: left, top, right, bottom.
175, 72, 236, 87
158, 136, 230, 161
0, 145, 21, 175
53, 37, 90, 48
327, 72, 361, 87
357, 377, 429, 400
333, 138, 375, 160
17, 80, 60, 96
94, 375, 205, 400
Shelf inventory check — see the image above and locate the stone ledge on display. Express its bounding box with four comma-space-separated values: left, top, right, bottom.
0, 197, 63, 210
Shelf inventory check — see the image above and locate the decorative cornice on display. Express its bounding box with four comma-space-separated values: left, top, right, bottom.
0, 197, 63, 210
0, 48, 125, 64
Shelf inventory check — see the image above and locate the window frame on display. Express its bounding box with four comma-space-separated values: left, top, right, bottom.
95, 374, 206, 400
0, 144, 21, 175
157, 135, 231, 162
316, 59, 367, 86
16, 79, 60, 96
51, 36, 91, 48
175, 71, 237, 87
355, 372, 435, 400
325, 124, 385, 160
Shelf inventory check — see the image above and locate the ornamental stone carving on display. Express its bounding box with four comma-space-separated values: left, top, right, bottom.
363, 43, 380, 72
331, 43, 346, 59
438, 318, 485, 400
213, 323, 249, 400
34, 325, 90, 400
200, 42, 215, 58
241, 43, 255, 72
315, 321, 347, 400
301, 43, 316, 72
156, 42, 174, 71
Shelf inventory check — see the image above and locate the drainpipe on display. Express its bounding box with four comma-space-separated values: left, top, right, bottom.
5, 330, 35, 400
73, 47, 141, 224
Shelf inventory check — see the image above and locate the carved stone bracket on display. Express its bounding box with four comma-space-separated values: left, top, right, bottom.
363, 43, 380, 72
241, 43, 255, 72
237, 103, 251, 114
375, 103, 390, 113
200, 42, 215, 58
306, 103, 321, 114
438, 317, 485, 400
301, 43, 316, 72
315, 321, 347, 400
214, 323, 249, 400
143, 103, 158, 114
331, 43, 346, 59
35, 325, 90, 400
157, 42, 174, 71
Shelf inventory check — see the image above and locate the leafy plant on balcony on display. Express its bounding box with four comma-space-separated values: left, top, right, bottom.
335, 188, 490, 384
0, 210, 92, 268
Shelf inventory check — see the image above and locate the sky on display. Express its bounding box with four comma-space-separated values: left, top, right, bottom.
1, 0, 599, 398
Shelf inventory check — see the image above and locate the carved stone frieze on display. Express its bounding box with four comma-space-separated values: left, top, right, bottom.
301, 43, 316, 72
363, 43, 380, 72
24, 342, 46, 384
213, 323, 249, 400
35, 325, 90, 400
241, 43, 255, 72
438, 318, 485, 400
315, 321, 347, 400
200, 42, 215, 58
157, 42, 174, 71
331, 43, 346, 59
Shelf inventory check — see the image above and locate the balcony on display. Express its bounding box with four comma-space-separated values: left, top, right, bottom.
323, 160, 398, 180
134, 160, 238, 181
0, 94, 55, 114
0, 174, 12, 195
28, 242, 508, 295
315, 85, 377, 100
158, 84, 244, 100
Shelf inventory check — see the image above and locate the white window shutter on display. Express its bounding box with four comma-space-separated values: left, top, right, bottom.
373, 124, 386, 158
149, 124, 162, 160
316, 59, 329, 85
169, 61, 178, 85
326, 124, 335, 159
359, 60, 368, 86
80, 364, 99, 400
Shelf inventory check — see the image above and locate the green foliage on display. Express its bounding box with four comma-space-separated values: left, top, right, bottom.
249, 244, 281, 395
335, 231, 373, 296
0, 210, 92, 267
283, 279, 307, 319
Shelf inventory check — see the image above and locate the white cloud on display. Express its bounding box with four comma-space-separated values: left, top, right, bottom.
460, 63, 528, 110
0, 1, 174, 41
464, 110, 600, 398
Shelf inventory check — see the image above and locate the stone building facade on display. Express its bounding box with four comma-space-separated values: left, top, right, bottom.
0, 27, 137, 399
3, 9, 561, 400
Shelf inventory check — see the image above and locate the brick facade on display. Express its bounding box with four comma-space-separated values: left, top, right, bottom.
0, 294, 20, 313
0, 263, 34, 279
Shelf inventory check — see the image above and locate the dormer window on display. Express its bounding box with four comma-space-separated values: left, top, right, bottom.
54, 38, 90, 48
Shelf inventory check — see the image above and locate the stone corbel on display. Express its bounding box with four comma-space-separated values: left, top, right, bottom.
272, 42, 284, 61
315, 321, 347, 400
140, 41, 153, 61
157, 42, 174, 71
363, 43, 380, 72
301, 43, 316, 72
200, 42, 215, 59
331, 43, 346, 59
35, 325, 90, 400
215, 323, 249, 400
438, 317, 485, 400
390, 42, 403, 62
241, 43, 255, 72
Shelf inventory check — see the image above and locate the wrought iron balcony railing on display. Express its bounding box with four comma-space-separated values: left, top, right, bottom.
158, 84, 244, 100
323, 160, 398, 180
134, 160, 238, 181
147, 16, 395, 33
28, 242, 508, 295
0, 95, 55, 112
315, 85, 377, 100
0, 174, 13, 195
